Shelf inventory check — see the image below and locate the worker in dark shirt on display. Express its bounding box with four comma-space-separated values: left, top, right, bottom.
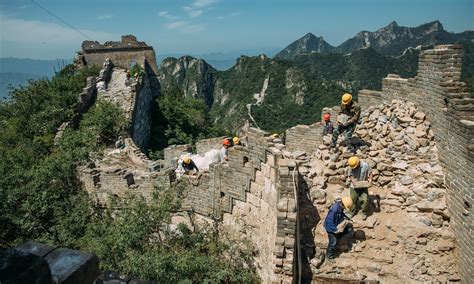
182, 156, 199, 173
322, 113, 334, 136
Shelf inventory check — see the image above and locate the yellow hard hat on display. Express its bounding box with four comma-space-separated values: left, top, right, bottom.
183, 156, 191, 164
342, 93, 352, 105
341, 196, 353, 209
233, 137, 240, 144
348, 156, 360, 169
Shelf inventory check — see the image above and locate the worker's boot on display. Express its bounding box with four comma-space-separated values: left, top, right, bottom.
361, 212, 368, 221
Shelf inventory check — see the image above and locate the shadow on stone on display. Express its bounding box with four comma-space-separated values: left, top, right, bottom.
297, 174, 321, 282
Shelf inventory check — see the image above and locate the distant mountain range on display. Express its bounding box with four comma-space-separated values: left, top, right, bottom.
275, 20, 474, 59
159, 20, 474, 132
0, 58, 71, 100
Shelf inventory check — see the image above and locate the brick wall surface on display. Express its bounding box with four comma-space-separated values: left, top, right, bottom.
359, 44, 473, 281
285, 124, 323, 154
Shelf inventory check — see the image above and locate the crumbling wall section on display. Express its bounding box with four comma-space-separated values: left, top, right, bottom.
80, 35, 158, 74
79, 164, 173, 207
359, 44, 473, 281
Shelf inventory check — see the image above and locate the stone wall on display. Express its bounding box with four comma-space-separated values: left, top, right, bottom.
285, 124, 323, 154
164, 144, 193, 168
176, 128, 299, 283
81, 35, 158, 74
357, 89, 383, 111
79, 163, 174, 207
358, 44, 473, 281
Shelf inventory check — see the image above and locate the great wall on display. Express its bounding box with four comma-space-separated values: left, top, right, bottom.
4, 36, 472, 283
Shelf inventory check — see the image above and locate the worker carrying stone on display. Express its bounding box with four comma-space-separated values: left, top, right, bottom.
181, 156, 199, 174
323, 197, 354, 261
220, 139, 231, 161
331, 93, 360, 153
322, 113, 334, 136
347, 156, 372, 220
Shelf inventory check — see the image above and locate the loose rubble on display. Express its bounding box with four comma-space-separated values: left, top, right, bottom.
277, 100, 459, 282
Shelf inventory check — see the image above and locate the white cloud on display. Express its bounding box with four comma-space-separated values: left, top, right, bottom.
189, 10, 203, 18
97, 14, 113, 20
166, 21, 206, 33
158, 10, 179, 20
192, 0, 217, 8
0, 13, 115, 44
167, 21, 188, 30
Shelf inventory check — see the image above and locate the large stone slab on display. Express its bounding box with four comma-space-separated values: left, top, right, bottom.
44, 248, 99, 284
0, 248, 53, 284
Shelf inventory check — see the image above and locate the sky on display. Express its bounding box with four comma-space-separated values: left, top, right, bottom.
0, 0, 473, 59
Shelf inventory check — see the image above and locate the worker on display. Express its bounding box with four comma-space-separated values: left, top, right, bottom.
220, 139, 231, 161
322, 113, 334, 136
331, 93, 361, 153
182, 156, 199, 174
233, 136, 242, 146
347, 156, 372, 220
324, 197, 354, 261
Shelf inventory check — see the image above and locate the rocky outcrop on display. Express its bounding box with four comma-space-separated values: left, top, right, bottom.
159, 56, 216, 107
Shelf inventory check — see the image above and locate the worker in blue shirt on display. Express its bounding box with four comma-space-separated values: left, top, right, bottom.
323, 197, 354, 261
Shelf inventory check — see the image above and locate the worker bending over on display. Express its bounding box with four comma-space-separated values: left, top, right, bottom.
347, 156, 372, 220
182, 156, 199, 174
324, 197, 354, 261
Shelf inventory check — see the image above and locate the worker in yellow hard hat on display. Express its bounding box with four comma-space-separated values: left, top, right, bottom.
324, 196, 354, 261
347, 156, 372, 220
181, 156, 199, 174
233, 136, 242, 146
331, 93, 361, 153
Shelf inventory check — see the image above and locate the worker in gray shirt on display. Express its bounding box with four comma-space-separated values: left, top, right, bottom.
347, 156, 372, 220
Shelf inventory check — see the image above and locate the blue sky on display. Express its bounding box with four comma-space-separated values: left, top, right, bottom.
0, 0, 473, 59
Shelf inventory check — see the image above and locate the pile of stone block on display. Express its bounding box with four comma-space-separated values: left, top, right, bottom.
312, 100, 448, 215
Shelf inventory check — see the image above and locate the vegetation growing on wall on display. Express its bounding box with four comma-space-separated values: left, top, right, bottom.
0, 66, 259, 282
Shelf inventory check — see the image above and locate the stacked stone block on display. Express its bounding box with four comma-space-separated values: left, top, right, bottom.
273, 159, 298, 283
285, 124, 323, 155
358, 44, 473, 282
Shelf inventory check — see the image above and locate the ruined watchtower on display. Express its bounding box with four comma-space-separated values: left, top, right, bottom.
78, 35, 159, 74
